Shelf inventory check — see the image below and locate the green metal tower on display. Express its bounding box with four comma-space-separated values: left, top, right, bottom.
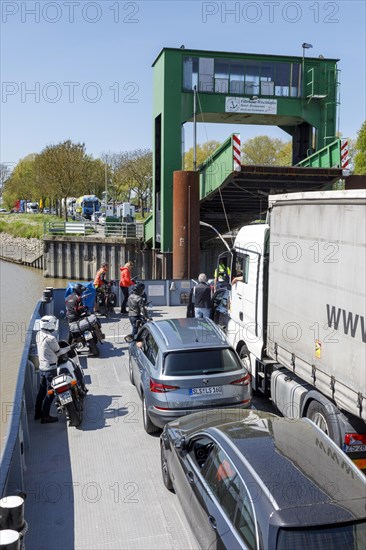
152, 47, 339, 255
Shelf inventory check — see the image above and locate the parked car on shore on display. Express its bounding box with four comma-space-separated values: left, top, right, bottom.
161, 408, 366, 550
98, 213, 106, 225
128, 318, 251, 434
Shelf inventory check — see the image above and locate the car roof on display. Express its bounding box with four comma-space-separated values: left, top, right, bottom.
172, 409, 366, 521
148, 318, 229, 352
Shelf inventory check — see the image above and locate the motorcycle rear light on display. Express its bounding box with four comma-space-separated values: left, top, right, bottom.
344, 433, 366, 446
230, 374, 251, 386
150, 379, 180, 393
71, 380, 77, 386
56, 385, 70, 394
47, 389, 54, 395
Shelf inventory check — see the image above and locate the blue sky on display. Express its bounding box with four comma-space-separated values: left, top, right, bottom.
1, 0, 365, 167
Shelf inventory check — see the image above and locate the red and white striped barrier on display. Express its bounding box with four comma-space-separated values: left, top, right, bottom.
341, 139, 350, 172
232, 134, 241, 172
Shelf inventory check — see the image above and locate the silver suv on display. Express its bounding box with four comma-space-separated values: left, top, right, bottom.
128, 318, 252, 433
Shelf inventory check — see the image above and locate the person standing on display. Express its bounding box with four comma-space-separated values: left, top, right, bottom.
214, 260, 231, 291
93, 262, 109, 312
194, 273, 212, 319
119, 261, 134, 314
127, 283, 147, 339
34, 315, 61, 424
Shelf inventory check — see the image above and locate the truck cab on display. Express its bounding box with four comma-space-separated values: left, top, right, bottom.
227, 223, 269, 387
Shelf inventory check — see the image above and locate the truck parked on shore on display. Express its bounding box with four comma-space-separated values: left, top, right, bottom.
224, 189, 366, 470
75, 195, 101, 219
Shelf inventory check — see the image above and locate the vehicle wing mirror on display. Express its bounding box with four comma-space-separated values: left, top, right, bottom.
174, 436, 187, 450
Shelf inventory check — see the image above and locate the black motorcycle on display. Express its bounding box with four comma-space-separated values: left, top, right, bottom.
68, 311, 105, 356
96, 280, 118, 317
49, 342, 87, 427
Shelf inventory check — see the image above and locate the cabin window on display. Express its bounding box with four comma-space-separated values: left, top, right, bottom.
235, 254, 250, 284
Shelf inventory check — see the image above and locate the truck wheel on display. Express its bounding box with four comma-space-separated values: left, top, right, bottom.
239, 345, 251, 372
306, 400, 341, 446
142, 393, 159, 434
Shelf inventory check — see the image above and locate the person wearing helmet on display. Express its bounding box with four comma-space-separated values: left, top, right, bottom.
65, 283, 87, 323
127, 283, 147, 339
34, 315, 62, 423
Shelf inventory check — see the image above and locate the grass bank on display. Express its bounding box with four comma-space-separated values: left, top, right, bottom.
0, 214, 60, 239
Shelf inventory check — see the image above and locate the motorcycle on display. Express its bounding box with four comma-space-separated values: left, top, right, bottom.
68, 311, 105, 357
96, 280, 118, 317
48, 342, 87, 427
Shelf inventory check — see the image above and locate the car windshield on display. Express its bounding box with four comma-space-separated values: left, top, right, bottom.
277, 521, 366, 549
163, 348, 242, 376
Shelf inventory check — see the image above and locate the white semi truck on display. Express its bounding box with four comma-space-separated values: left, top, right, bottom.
225, 189, 366, 470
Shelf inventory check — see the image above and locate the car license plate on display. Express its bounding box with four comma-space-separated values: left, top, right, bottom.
84, 331, 93, 341
190, 386, 223, 397
344, 444, 366, 452
58, 390, 72, 405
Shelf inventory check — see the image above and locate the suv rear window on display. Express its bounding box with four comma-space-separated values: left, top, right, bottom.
163, 348, 242, 376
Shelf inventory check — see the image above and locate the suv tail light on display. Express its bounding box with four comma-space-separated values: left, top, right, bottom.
150, 379, 180, 393
230, 374, 251, 386
344, 433, 366, 446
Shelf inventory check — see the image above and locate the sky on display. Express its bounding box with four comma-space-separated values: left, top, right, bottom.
1, 0, 365, 170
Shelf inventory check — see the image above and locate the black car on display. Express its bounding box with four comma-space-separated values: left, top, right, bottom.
161, 409, 366, 550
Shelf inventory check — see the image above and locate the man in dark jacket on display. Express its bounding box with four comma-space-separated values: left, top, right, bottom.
65, 284, 87, 323
194, 273, 212, 318
127, 283, 148, 339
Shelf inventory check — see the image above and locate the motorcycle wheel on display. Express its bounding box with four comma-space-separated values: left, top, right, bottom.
105, 302, 113, 317
88, 340, 100, 357
66, 398, 82, 427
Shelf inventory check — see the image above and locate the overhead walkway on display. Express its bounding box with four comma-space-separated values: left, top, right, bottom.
144, 136, 343, 243
198, 135, 343, 237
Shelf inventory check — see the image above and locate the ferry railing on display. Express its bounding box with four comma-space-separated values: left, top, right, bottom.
0, 300, 41, 498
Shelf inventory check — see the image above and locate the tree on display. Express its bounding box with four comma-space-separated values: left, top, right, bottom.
184, 140, 221, 170
37, 140, 89, 219
2, 155, 38, 209
100, 152, 130, 203
114, 149, 152, 217
353, 121, 366, 175
0, 163, 11, 202
241, 136, 292, 166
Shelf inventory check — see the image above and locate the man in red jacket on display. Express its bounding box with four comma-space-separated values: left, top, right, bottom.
119, 261, 134, 314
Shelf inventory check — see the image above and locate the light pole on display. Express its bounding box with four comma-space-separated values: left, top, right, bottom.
199, 221, 231, 253
301, 43, 313, 98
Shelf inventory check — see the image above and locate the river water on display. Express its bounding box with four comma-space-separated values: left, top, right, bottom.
0, 261, 68, 452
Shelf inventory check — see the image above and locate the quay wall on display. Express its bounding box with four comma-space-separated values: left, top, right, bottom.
43, 235, 151, 280
0, 232, 225, 281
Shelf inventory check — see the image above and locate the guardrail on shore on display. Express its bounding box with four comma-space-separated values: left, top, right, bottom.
44, 221, 140, 238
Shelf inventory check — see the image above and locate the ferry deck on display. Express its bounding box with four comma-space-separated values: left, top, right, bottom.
23, 305, 199, 550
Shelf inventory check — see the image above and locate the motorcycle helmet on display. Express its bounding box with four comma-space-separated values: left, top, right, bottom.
133, 283, 145, 296
74, 283, 86, 296
40, 315, 57, 331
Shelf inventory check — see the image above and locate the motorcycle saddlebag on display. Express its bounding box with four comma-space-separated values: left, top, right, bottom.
70, 314, 98, 335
